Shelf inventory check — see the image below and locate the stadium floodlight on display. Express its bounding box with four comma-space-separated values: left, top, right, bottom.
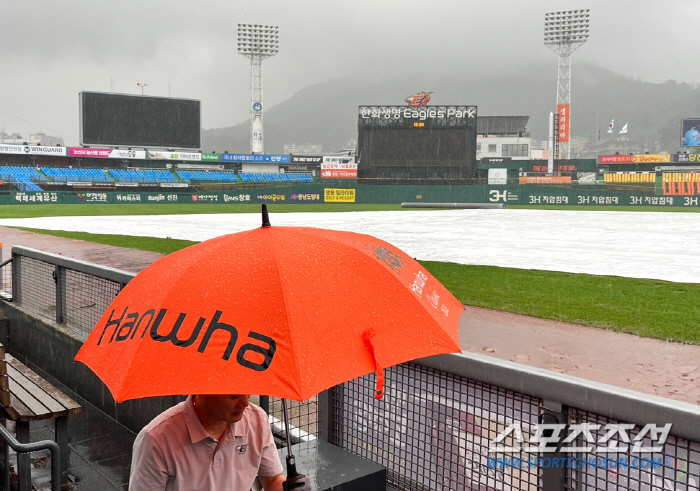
544, 9, 589, 159
237, 23, 279, 154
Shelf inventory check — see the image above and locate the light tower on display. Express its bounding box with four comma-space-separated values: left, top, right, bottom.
544, 9, 589, 159
237, 23, 279, 154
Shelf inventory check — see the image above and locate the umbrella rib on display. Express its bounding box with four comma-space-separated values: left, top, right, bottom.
348, 237, 465, 359
265, 228, 305, 401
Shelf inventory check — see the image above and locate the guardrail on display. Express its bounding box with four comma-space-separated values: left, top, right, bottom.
3, 246, 700, 491
0, 258, 11, 302
0, 420, 60, 491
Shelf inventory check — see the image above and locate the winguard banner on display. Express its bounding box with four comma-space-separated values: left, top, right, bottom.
0, 144, 67, 156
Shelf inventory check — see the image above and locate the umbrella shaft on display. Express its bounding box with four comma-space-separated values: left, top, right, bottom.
282, 399, 293, 456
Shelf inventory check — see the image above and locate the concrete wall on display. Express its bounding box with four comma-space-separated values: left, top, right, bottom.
0, 304, 182, 433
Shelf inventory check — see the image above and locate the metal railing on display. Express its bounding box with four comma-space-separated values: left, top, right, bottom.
0, 421, 60, 491
0, 258, 10, 302
4, 246, 700, 491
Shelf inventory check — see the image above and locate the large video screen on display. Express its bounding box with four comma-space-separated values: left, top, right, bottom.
681, 119, 700, 147
368, 128, 467, 166
80, 91, 201, 149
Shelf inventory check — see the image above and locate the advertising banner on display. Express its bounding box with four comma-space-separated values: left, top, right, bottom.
519, 176, 572, 184
530, 164, 576, 172
632, 154, 670, 163
221, 154, 290, 163
256, 193, 287, 203
11, 192, 59, 204
222, 192, 253, 203
115, 193, 144, 203
148, 151, 202, 161
671, 153, 700, 163
322, 156, 355, 165
290, 192, 321, 203
291, 155, 322, 164
488, 168, 507, 185
557, 104, 570, 143
321, 169, 358, 178
77, 192, 109, 203
69, 147, 146, 159
0, 144, 67, 156
600, 155, 670, 164
201, 153, 221, 162
321, 160, 358, 178
324, 188, 356, 202
190, 193, 220, 202
599, 155, 634, 164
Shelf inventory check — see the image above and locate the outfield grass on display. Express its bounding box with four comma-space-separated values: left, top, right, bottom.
9, 225, 700, 345
0, 203, 406, 218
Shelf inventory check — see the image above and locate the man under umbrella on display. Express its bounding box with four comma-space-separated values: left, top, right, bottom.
129, 394, 310, 491
77, 205, 464, 490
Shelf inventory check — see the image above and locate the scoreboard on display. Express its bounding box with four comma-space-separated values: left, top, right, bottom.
356, 105, 477, 179
80, 91, 202, 149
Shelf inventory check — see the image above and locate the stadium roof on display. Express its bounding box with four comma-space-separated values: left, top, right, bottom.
477, 116, 529, 136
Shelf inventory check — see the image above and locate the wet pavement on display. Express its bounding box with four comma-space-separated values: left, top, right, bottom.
1, 220, 700, 489
12, 359, 134, 491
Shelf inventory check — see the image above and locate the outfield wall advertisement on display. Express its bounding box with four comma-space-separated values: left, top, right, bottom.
2, 185, 700, 207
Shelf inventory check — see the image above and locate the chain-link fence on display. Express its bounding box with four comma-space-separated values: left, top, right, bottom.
332, 362, 542, 491
565, 409, 700, 491
8, 246, 131, 338
0, 257, 11, 301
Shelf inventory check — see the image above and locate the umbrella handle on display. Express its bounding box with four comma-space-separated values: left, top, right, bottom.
362, 330, 385, 399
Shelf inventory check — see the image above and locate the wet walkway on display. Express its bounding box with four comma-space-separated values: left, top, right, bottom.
18, 361, 134, 490
1, 224, 700, 489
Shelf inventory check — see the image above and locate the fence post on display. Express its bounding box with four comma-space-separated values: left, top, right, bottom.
317, 387, 337, 444
11, 252, 21, 306
541, 399, 566, 491
54, 265, 66, 325
259, 395, 270, 415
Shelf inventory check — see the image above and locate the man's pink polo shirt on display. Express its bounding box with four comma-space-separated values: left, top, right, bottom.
129, 396, 283, 491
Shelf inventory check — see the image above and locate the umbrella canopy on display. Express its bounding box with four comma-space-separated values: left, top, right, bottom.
75, 208, 464, 402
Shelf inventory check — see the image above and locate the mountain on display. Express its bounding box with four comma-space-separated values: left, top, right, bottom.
203, 63, 700, 155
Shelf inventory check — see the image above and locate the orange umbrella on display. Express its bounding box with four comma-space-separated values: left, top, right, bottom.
74, 205, 464, 403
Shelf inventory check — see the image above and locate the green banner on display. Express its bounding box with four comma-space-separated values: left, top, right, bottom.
2, 185, 700, 207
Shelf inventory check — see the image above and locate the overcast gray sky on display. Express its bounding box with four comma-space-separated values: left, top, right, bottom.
1, 0, 696, 147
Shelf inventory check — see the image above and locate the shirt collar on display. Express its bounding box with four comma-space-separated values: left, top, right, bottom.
184, 395, 211, 444
183, 395, 251, 443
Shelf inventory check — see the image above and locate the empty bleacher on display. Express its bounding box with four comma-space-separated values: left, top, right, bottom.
41, 167, 114, 183
238, 172, 313, 183
175, 170, 238, 183
0, 164, 318, 192
0, 165, 44, 191
109, 169, 178, 183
